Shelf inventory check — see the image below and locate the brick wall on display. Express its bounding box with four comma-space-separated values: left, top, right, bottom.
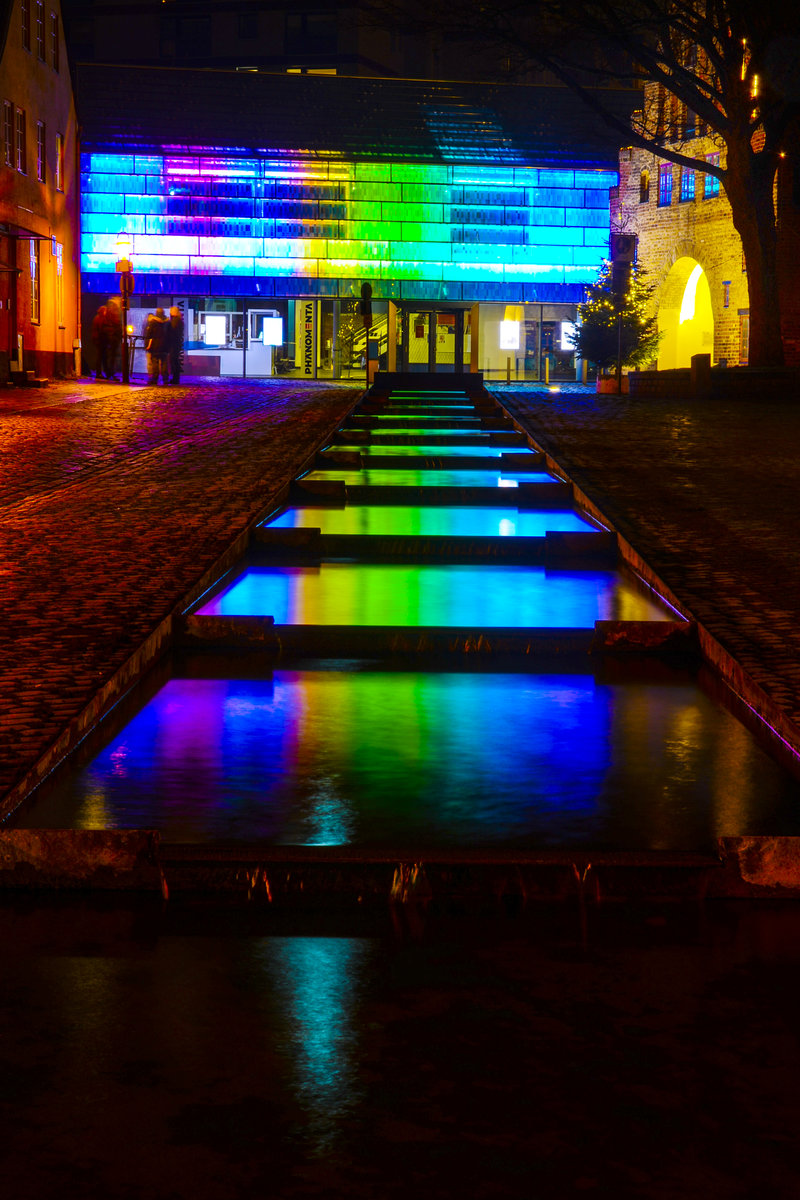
614, 80, 800, 369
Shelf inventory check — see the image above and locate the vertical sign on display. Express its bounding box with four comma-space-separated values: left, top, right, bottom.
300, 300, 316, 377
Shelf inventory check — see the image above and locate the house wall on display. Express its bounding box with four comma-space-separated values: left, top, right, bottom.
0, 0, 80, 381
615, 88, 800, 369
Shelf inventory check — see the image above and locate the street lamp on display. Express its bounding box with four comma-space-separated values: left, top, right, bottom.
115, 232, 134, 384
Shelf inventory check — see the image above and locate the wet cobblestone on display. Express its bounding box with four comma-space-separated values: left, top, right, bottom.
497, 387, 800, 744
0, 378, 359, 805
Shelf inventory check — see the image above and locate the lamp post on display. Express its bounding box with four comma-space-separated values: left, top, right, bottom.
115, 232, 134, 384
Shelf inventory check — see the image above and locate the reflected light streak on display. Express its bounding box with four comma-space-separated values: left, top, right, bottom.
256, 937, 371, 1154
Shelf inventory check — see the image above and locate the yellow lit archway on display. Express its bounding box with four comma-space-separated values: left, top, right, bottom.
657, 257, 714, 369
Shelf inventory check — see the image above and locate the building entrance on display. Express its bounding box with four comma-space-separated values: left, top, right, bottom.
399, 306, 468, 373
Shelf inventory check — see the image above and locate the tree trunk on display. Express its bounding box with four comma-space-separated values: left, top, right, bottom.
724, 147, 785, 368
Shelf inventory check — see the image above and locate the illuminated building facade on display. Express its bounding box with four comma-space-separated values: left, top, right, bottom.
77, 66, 631, 381
0, 0, 80, 382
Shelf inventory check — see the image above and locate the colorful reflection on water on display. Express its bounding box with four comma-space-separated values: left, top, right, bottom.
265, 505, 596, 537
301, 468, 551, 486
197, 563, 670, 625
327, 444, 513, 458
19, 671, 800, 848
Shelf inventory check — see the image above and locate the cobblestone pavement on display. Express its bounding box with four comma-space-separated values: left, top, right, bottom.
0, 377, 360, 806
496, 386, 800, 749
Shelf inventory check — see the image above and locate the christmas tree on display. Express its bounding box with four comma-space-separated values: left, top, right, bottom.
573, 260, 661, 375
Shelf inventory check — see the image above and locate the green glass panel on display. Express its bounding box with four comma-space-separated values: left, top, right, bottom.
354, 161, 392, 181
391, 163, 449, 183
381, 203, 443, 222
347, 182, 402, 202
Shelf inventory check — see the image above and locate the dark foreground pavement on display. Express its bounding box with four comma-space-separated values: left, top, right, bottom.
497, 386, 800, 756
2, 896, 800, 1200
0, 378, 359, 809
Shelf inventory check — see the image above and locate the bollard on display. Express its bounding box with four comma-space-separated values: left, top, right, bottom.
506, 356, 511, 384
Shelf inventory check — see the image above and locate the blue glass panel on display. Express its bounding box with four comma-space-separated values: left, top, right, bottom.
564, 209, 608, 227
537, 169, 576, 188
564, 264, 600, 283
81, 212, 146, 235
89, 153, 133, 174
125, 195, 167, 215
135, 234, 198, 255
521, 226, 579, 246
451, 166, 516, 185
82, 252, 117, 271
583, 189, 612, 208
84, 172, 142, 194
273, 277, 338, 297
512, 245, 574, 264
400, 280, 463, 301
572, 246, 606, 266
504, 264, 565, 283
451, 243, 513, 264
574, 169, 617, 189
81, 271, 120, 292
83, 193, 125, 214
134, 156, 163, 175
583, 227, 610, 246
527, 208, 566, 226
527, 188, 582, 208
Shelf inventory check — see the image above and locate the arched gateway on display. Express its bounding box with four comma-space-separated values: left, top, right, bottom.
657, 257, 714, 369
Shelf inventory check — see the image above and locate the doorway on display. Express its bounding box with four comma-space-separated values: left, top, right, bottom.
399, 306, 467, 373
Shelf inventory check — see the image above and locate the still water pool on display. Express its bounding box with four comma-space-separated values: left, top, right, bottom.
301, 468, 553, 487
264, 505, 597, 537
197, 563, 671, 625
18, 670, 800, 849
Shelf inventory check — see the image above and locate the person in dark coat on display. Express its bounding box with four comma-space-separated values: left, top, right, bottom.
144, 308, 170, 384
168, 306, 185, 384
103, 300, 123, 379
91, 306, 108, 378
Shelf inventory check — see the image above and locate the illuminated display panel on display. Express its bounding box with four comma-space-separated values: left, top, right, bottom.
80, 153, 616, 300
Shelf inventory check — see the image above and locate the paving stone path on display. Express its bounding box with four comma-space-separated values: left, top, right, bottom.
0, 379, 359, 807
497, 387, 800, 753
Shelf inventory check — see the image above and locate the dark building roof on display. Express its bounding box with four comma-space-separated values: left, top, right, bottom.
76, 64, 635, 168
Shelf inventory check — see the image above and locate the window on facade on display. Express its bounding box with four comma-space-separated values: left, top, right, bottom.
53, 239, 64, 326
15, 108, 26, 173
739, 313, 749, 364
723, 281, 730, 308
50, 11, 59, 70
55, 131, 64, 190
705, 153, 720, 197
35, 0, 45, 59
30, 240, 40, 323
684, 108, 696, 137
658, 163, 673, 205
36, 120, 45, 181
238, 11, 257, 38
639, 169, 650, 203
21, 0, 31, 50
54, 130, 63, 190
285, 11, 337, 55
680, 167, 695, 201
2, 101, 13, 167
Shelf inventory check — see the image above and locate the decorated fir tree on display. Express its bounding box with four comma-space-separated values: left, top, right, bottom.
574, 261, 661, 376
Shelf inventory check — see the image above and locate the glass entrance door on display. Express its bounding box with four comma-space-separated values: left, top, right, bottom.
401, 307, 465, 372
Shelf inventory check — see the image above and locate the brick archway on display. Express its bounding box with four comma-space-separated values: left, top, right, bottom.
657, 257, 714, 369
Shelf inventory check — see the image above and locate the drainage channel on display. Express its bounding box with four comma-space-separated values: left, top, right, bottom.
8, 381, 800, 902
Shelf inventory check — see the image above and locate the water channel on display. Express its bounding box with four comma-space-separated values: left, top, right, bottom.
14, 384, 800, 851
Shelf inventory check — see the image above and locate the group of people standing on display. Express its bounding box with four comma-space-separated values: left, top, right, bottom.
90, 302, 185, 384
144, 307, 185, 385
